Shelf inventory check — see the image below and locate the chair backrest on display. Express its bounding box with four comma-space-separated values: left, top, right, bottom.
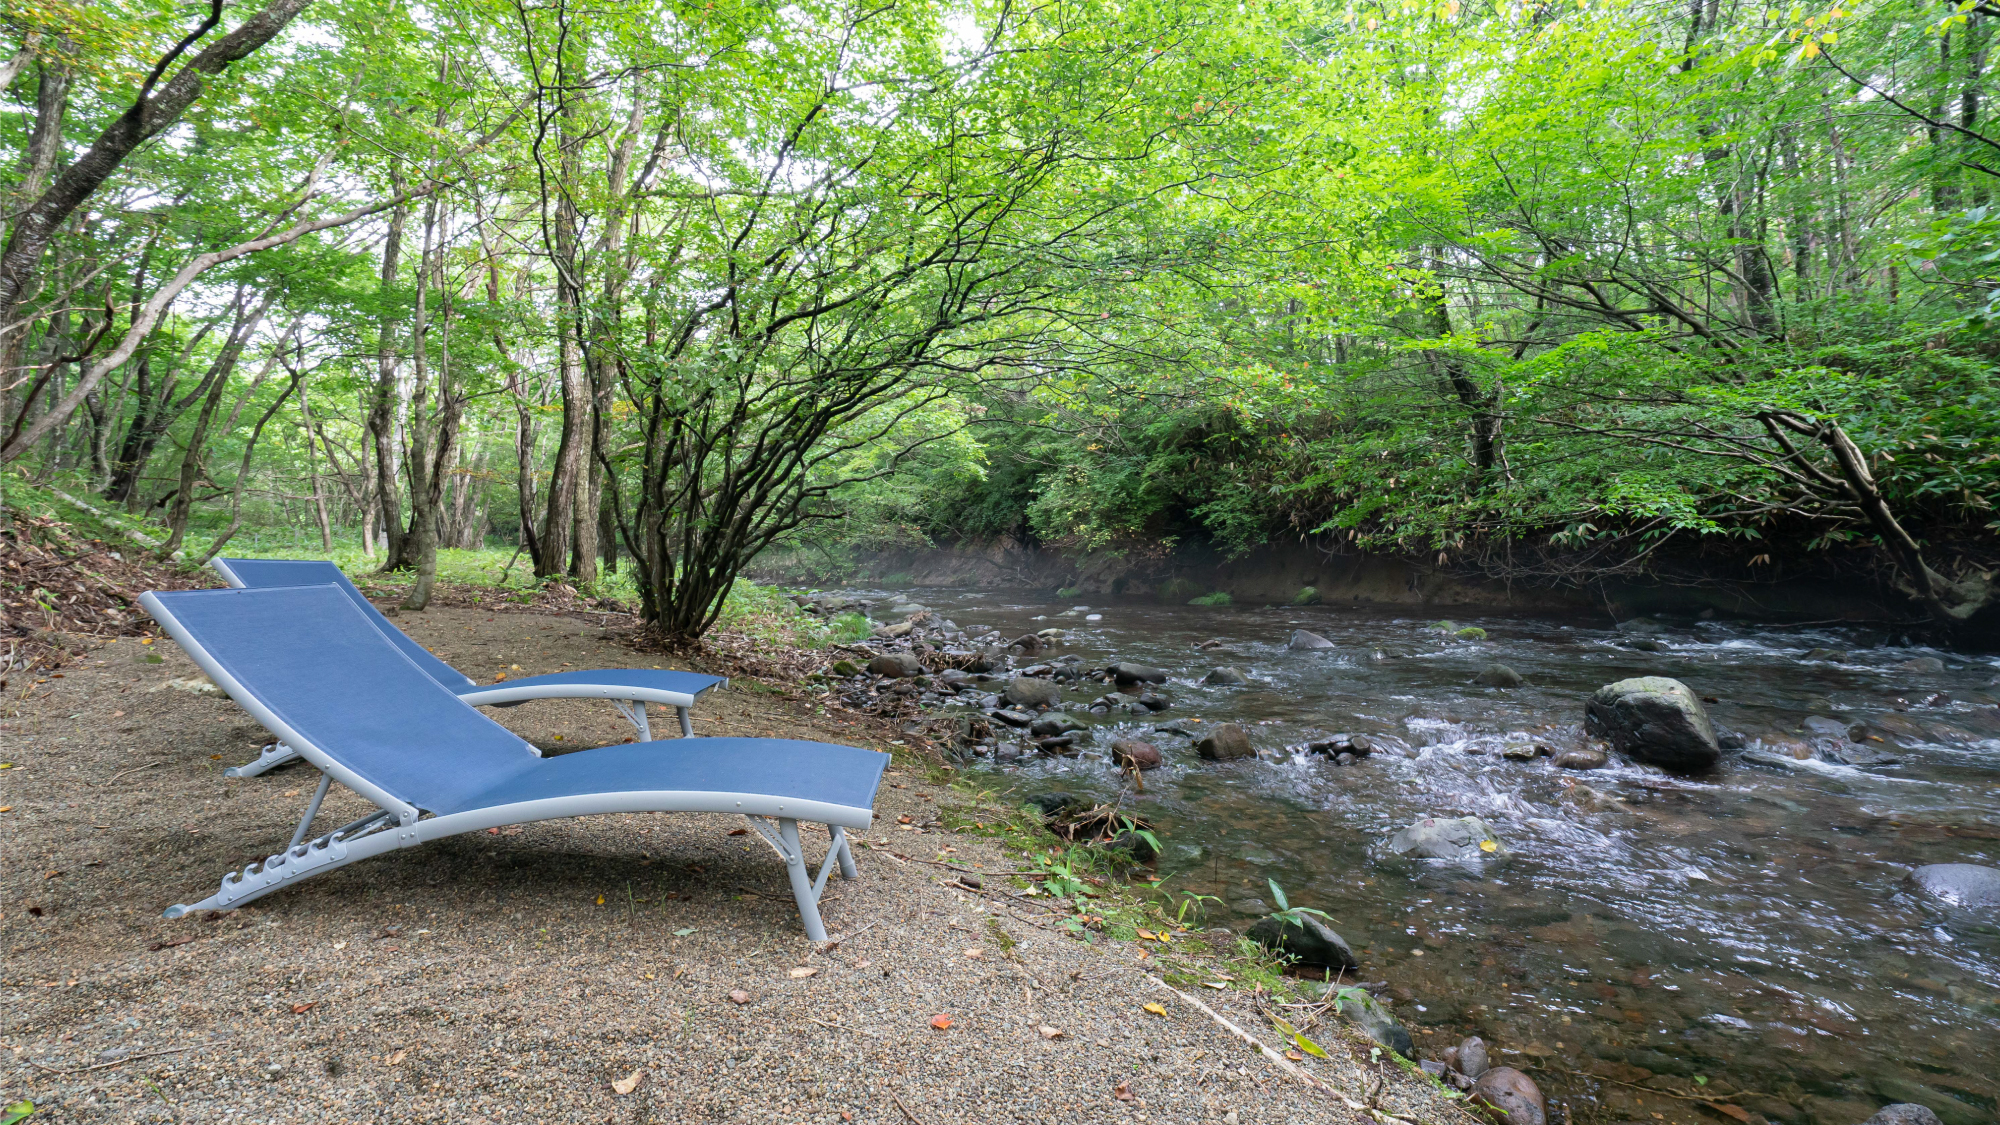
210, 557, 476, 689
141, 585, 536, 816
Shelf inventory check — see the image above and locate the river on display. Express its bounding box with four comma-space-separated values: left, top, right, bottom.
834, 588, 2000, 1125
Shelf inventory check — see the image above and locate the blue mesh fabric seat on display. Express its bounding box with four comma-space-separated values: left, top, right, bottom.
140, 585, 885, 940
208, 557, 724, 776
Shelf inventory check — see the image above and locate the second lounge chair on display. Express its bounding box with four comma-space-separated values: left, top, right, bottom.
209, 556, 724, 776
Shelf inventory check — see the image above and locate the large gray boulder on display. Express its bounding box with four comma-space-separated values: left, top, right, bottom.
1194, 723, 1256, 760
1245, 913, 1358, 972
1387, 816, 1508, 861
1203, 666, 1252, 685
1474, 663, 1524, 688
1288, 630, 1336, 650
1004, 675, 1062, 709
1910, 863, 2000, 908
1584, 676, 1721, 772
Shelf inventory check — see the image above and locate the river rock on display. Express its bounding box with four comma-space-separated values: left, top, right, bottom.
1245, 913, 1358, 972
1029, 712, 1086, 737
1203, 666, 1252, 685
1110, 662, 1169, 685
1553, 747, 1608, 770
1584, 676, 1721, 772
1109, 739, 1163, 770
1470, 1067, 1546, 1125
1615, 616, 1668, 634
1004, 675, 1062, 709
1802, 715, 1855, 739
1194, 723, 1256, 760
829, 659, 862, 677
1334, 989, 1413, 1057
867, 653, 924, 678
1288, 629, 1336, 650
1387, 816, 1508, 861
937, 668, 974, 688
1897, 656, 1946, 674
990, 708, 1035, 727
1475, 663, 1524, 688
1863, 1105, 1945, 1125
1134, 691, 1171, 711
1455, 1036, 1489, 1080
1802, 647, 1849, 662
1910, 863, 2000, 908
890, 602, 928, 615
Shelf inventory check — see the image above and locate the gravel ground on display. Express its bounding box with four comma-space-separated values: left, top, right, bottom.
0, 605, 1475, 1124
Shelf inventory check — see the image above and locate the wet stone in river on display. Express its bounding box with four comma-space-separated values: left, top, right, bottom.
1109, 739, 1162, 770
1194, 723, 1255, 760
1003, 675, 1062, 709
1387, 816, 1508, 861
1203, 666, 1252, 685
1584, 676, 1721, 772
1288, 629, 1336, 650
1470, 1067, 1546, 1125
1475, 663, 1524, 688
1245, 913, 1358, 972
1909, 863, 2000, 908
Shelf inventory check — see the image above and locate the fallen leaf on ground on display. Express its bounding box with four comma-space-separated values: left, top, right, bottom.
1114, 1081, 1133, 1101
897, 815, 912, 824
282, 789, 300, 798
291, 1002, 316, 1014
387, 1050, 407, 1065
930, 1014, 953, 1030
611, 1068, 644, 1095
1039, 1025, 1065, 1040
1286, 1049, 1304, 1061
963, 948, 983, 959
1136, 928, 1156, 940
728, 990, 751, 1005
673, 927, 696, 936
1716, 1106, 1753, 1123
146, 937, 193, 951
727, 827, 748, 836
1202, 982, 1229, 990
789, 967, 818, 979
595, 894, 605, 904
1142, 1002, 1168, 1017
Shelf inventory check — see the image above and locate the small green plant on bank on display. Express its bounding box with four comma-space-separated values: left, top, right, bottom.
1187, 591, 1232, 606
825, 611, 873, 643
1266, 878, 1334, 929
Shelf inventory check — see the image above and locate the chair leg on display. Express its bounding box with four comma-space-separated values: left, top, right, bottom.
677, 706, 693, 738
831, 825, 857, 880
777, 819, 829, 941
225, 741, 301, 778
610, 700, 652, 741
164, 812, 401, 918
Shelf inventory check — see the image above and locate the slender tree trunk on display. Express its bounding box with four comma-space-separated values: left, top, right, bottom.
368, 181, 410, 569
159, 294, 279, 552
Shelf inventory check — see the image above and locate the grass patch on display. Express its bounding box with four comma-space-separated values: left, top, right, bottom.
1187, 591, 1232, 606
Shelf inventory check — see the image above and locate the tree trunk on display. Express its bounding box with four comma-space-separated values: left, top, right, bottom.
297, 376, 333, 551
367, 183, 410, 570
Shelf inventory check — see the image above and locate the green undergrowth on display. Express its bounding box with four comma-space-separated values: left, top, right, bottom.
936, 791, 1314, 1001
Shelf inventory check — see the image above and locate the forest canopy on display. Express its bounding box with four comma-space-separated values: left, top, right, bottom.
4, 0, 1998, 638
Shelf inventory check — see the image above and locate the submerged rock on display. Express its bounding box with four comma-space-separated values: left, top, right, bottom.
1584, 676, 1721, 772
1470, 1067, 1546, 1125
1203, 666, 1253, 685
1802, 647, 1849, 662
1194, 723, 1256, 760
1334, 988, 1414, 1057
1004, 675, 1062, 709
1863, 1105, 1944, 1125
1288, 629, 1336, 650
1898, 656, 1946, 674
1615, 616, 1668, 634
1245, 913, 1358, 972
1388, 816, 1508, 861
1292, 586, 1322, 605
1910, 863, 2000, 908
1474, 663, 1524, 688
1553, 747, 1608, 770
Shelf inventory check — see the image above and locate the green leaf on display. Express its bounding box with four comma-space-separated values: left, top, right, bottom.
1293, 1032, 1330, 1059
2, 1102, 35, 1125
1266, 878, 1290, 912
673, 928, 696, 936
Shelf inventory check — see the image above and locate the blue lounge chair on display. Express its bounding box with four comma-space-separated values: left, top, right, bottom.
140, 584, 884, 940
209, 557, 724, 776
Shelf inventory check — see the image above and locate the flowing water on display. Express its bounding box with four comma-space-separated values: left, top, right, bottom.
840, 588, 2000, 1125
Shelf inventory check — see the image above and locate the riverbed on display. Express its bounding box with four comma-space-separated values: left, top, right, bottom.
839, 589, 2000, 1125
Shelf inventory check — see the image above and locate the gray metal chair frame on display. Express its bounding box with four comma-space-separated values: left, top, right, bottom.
141, 589, 877, 941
